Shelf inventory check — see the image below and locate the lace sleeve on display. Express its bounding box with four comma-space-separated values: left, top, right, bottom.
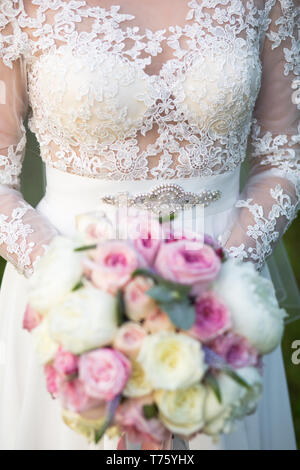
223, 0, 300, 271
0, 2, 58, 277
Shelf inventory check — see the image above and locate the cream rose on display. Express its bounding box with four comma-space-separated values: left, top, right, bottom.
62, 406, 107, 443
154, 384, 207, 435
48, 284, 118, 354
123, 359, 153, 398
123, 276, 157, 322
203, 367, 263, 435
112, 322, 147, 358
28, 236, 83, 315
137, 332, 207, 390
213, 259, 286, 354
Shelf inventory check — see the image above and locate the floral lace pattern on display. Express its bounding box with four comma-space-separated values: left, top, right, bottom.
0, 0, 299, 274
226, 184, 299, 271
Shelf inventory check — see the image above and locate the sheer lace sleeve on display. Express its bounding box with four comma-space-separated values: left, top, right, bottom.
0, 3, 58, 277
224, 0, 300, 271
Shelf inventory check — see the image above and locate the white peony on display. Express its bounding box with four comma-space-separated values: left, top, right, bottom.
213, 258, 287, 354
28, 236, 83, 315
32, 318, 59, 364
137, 331, 207, 390
154, 384, 207, 435
48, 283, 118, 354
203, 367, 263, 435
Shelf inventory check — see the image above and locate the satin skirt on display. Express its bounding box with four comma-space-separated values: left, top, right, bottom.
0, 165, 297, 450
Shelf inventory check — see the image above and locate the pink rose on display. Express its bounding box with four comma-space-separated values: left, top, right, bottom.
53, 347, 79, 376
154, 241, 221, 289
112, 322, 147, 358
143, 309, 175, 334
162, 227, 203, 244
204, 234, 225, 261
124, 276, 157, 321
187, 292, 232, 342
83, 242, 144, 295
130, 216, 162, 265
23, 304, 42, 332
44, 364, 60, 398
59, 379, 103, 413
115, 396, 171, 445
208, 332, 259, 369
79, 348, 132, 401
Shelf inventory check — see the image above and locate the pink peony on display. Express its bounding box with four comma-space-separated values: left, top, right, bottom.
79, 348, 132, 401
143, 309, 175, 334
115, 396, 171, 445
44, 364, 60, 398
83, 241, 144, 295
154, 240, 221, 289
112, 322, 147, 358
59, 378, 103, 413
188, 292, 232, 342
23, 304, 42, 332
124, 276, 157, 321
208, 332, 259, 369
53, 347, 79, 376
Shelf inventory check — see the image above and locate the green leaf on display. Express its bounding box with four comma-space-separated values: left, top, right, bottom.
132, 268, 191, 296
224, 369, 251, 390
162, 300, 195, 330
147, 285, 183, 303
74, 244, 97, 252
205, 373, 222, 404
116, 289, 126, 326
95, 419, 110, 444
71, 280, 84, 291
142, 403, 159, 420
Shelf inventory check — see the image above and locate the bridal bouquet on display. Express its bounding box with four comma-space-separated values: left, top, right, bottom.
23, 209, 287, 447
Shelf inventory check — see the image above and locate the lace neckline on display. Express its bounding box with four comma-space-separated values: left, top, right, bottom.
42, 0, 202, 80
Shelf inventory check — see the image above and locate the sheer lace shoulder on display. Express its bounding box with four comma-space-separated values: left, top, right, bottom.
0, 0, 58, 277
0, 0, 29, 68
224, 0, 300, 270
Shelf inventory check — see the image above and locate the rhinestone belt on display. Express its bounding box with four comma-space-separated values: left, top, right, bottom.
101, 183, 221, 216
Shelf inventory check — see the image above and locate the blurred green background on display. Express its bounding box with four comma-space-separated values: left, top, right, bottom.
0, 126, 299, 448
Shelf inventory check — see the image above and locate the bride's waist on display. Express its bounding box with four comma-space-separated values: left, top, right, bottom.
37, 165, 240, 236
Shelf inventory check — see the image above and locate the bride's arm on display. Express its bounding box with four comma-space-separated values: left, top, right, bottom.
0, 11, 58, 277
223, 1, 299, 271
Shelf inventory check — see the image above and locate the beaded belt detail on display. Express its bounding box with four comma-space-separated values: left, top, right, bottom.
101, 183, 221, 216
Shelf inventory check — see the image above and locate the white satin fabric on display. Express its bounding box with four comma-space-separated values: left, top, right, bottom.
0, 165, 296, 450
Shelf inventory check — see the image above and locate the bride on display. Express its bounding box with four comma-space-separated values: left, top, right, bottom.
0, 0, 299, 450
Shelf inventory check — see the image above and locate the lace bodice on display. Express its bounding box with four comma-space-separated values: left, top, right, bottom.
0, 0, 299, 275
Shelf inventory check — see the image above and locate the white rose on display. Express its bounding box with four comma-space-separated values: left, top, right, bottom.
213, 259, 286, 354
75, 211, 115, 243
123, 359, 153, 397
137, 331, 207, 390
32, 318, 59, 364
48, 283, 118, 354
154, 384, 207, 435
204, 367, 263, 435
28, 236, 83, 315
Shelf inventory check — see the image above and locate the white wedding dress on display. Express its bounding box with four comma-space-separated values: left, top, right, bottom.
0, 0, 299, 450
